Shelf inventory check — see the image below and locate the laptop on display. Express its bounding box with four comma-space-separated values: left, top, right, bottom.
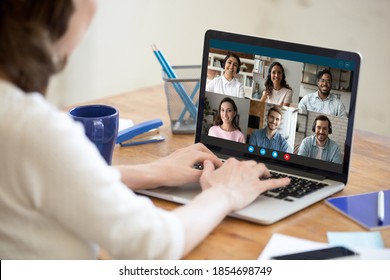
138, 30, 361, 224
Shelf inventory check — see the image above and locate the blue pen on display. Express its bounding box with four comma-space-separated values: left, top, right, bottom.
378, 190, 385, 225
177, 80, 200, 122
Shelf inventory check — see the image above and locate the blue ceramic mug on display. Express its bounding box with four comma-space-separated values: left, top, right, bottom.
69, 104, 119, 165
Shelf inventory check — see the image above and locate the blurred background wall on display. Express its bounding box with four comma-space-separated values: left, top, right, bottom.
47, 0, 390, 137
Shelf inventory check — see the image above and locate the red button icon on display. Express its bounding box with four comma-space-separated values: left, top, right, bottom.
284, 153, 291, 161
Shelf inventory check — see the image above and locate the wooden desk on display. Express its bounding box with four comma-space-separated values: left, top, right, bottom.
77, 84, 390, 259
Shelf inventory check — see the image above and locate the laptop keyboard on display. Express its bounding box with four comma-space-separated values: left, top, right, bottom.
262, 171, 328, 202
194, 163, 328, 202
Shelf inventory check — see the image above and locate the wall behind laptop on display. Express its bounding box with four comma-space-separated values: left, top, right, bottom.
47, 0, 390, 138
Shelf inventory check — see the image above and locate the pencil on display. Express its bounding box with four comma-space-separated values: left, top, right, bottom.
152, 45, 197, 119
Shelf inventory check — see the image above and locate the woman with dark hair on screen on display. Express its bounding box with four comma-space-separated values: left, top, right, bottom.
206, 52, 245, 98
208, 97, 245, 143
260, 61, 293, 106
0, 0, 289, 259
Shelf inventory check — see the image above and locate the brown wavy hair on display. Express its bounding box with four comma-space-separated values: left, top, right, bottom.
0, 0, 74, 94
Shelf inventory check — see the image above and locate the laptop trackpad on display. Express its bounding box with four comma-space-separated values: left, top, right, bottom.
137, 183, 201, 203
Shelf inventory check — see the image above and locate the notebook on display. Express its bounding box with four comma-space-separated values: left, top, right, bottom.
325, 191, 390, 230
138, 30, 361, 224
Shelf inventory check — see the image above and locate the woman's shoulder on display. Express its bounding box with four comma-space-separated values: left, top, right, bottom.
208, 125, 220, 134
233, 76, 242, 83
281, 87, 293, 93
1, 81, 57, 133
210, 75, 223, 83
235, 129, 244, 135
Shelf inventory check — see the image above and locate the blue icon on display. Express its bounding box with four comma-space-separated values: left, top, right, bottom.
248, 146, 254, 153
272, 151, 278, 158
260, 148, 266, 156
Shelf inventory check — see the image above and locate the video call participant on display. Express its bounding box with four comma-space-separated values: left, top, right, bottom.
206, 52, 245, 98
208, 97, 245, 143
298, 115, 342, 164
249, 106, 291, 152
259, 61, 293, 106
298, 69, 346, 117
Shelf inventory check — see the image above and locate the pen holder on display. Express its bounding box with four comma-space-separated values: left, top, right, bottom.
162, 65, 201, 134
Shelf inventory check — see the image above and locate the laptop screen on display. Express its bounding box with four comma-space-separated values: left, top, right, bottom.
195, 30, 361, 184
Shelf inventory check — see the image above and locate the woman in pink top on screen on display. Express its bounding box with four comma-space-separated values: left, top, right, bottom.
208, 97, 245, 143
260, 61, 293, 107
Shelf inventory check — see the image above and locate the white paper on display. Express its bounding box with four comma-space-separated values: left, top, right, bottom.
327, 231, 384, 249
118, 118, 133, 132
258, 233, 329, 260
258, 233, 390, 260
